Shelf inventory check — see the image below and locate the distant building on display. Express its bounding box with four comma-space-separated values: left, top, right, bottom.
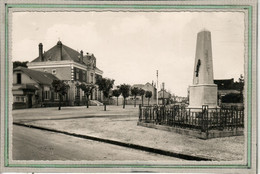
13, 41, 104, 108
214, 78, 243, 105
214, 78, 241, 96
132, 82, 157, 100
158, 90, 171, 105
174, 96, 188, 103
12, 66, 59, 109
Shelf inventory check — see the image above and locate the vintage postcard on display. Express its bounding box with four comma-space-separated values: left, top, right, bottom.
0, 0, 258, 173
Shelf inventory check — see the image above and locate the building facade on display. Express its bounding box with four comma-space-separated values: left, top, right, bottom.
214, 78, 241, 96
132, 82, 157, 100
13, 41, 104, 108
12, 66, 59, 109
214, 78, 243, 105
158, 90, 171, 105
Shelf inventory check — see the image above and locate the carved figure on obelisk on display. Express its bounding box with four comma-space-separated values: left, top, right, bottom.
188, 29, 218, 108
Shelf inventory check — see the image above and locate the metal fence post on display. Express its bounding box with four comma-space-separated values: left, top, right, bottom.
139, 104, 142, 121
201, 105, 209, 138
231, 106, 234, 130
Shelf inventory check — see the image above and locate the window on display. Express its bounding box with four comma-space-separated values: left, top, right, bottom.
44, 91, 50, 100
54, 92, 59, 100
52, 69, 56, 74
17, 73, 21, 84
83, 71, 86, 81
77, 88, 80, 96
76, 69, 79, 80
15, 96, 25, 102
75, 86, 80, 97
91, 73, 93, 83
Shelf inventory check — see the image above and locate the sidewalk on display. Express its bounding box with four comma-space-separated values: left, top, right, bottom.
13, 105, 245, 161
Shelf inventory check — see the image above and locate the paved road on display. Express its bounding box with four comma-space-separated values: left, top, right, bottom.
13, 125, 181, 161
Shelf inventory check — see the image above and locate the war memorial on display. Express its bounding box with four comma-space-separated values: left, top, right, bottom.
188, 30, 218, 109
138, 30, 244, 139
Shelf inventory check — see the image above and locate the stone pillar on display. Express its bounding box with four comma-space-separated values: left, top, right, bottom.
188, 30, 218, 108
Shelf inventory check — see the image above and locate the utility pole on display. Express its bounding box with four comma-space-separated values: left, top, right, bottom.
156, 70, 158, 105
162, 82, 165, 105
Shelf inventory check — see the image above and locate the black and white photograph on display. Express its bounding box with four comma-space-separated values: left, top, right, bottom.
0, 0, 258, 173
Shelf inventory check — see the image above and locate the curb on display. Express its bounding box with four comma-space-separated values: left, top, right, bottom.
13, 122, 212, 161
137, 122, 244, 139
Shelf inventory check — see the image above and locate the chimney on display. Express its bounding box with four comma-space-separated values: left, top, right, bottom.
57, 41, 62, 60
39, 43, 43, 61
80, 50, 83, 63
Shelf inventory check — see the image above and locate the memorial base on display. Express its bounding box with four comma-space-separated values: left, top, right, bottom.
188, 84, 218, 109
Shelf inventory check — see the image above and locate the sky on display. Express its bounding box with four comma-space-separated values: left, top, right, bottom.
12, 11, 245, 97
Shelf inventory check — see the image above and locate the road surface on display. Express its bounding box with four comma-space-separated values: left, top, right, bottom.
13, 125, 181, 161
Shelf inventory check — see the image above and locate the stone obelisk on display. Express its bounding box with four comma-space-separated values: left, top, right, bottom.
188, 29, 218, 108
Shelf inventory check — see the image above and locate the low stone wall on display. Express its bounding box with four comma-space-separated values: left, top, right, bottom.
137, 122, 244, 139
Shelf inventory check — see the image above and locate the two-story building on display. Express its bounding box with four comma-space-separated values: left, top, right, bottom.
158, 89, 171, 105
16, 41, 103, 107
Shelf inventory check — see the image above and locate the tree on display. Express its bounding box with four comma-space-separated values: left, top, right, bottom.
96, 77, 114, 111
13, 61, 28, 69
76, 83, 95, 108
52, 80, 69, 110
131, 87, 139, 107
233, 74, 244, 103
119, 84, 130, 109
145, 91, 152, 106
238, 74, 244, 102
139, 88, 145, 106
112, 89, 121, 106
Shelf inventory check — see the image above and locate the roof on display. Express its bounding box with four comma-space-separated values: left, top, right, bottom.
158, 90, 171, 98
214, 78, 234, 90
132, 84, 144, 88
14, 66, 59, 85
83, 53, 96, 68
18, 84, 39, 90
95, 67, 103, 75
144, 82, 156, 88
31, 41, 86, 65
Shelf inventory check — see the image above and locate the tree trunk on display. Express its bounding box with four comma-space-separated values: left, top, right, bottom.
148, 98, 150, 106
123, 98, 125, 109
117, 97, 118, 106
134, 97, 136, 107
58, 94, 61, 110
141, 96, 143, 106
104, 97, 106, 111
86, 94, 89, 108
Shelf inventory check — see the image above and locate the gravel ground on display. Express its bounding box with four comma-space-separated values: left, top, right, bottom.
13, 105, 245, 161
